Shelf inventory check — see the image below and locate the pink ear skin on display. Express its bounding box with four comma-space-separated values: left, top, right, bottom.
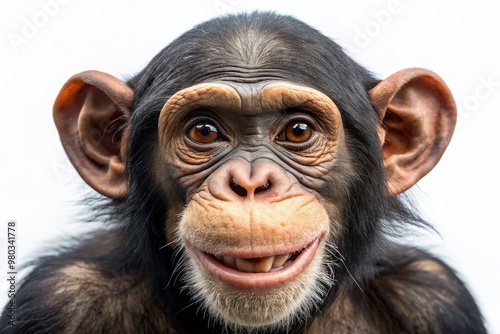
369, 68, 457, 196
53, 71, 133, 199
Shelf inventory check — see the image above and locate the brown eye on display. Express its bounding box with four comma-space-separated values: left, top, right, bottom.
283, 122, 313, 143
188, 122, 220, 143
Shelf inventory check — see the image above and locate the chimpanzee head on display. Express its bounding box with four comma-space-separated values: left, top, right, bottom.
53, 12, 456, 331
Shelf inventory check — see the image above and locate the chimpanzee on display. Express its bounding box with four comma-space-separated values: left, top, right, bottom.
1, 12, 485, 334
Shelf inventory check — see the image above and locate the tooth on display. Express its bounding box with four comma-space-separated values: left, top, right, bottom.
223, 256, 236, 269
254, 256, 274, 273
235, 258, 255, 273
272, 254, 290, 268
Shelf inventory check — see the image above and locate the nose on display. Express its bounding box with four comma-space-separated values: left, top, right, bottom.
208, 160, 293, 202
229, 170, 271, 199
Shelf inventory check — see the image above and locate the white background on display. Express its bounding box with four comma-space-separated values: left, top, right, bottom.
1, 0, 499, 332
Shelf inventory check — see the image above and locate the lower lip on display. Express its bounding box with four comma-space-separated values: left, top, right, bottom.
193, 238, 320, 291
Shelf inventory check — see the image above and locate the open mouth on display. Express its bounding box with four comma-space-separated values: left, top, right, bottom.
212, 250, 300, 273
191, 238, 321, 290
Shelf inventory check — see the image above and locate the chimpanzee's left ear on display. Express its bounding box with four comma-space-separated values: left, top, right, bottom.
53, 71, 133, 199
369, 68, 457, 196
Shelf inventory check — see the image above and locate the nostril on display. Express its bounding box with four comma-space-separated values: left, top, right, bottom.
254, 181, 271, 195
229, 179, 271, 197
230, 179, 247, 197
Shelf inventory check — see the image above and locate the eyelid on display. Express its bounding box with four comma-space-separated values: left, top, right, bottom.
186, 118, 217, 132
284, 108, 319, 127
184, 110, 224, 135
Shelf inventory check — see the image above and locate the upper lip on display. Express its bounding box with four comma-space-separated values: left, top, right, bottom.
188, 235, 321, 259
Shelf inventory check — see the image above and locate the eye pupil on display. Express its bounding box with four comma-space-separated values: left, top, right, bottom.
292, 123, 307, 137
198, 124, 216, 137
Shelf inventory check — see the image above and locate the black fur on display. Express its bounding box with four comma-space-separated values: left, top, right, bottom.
1, 12, 485, 334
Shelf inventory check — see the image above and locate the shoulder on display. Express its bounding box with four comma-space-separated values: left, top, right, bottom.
1, 240, 175, 333
368, 246, 484, 330
310, 245, 486, 334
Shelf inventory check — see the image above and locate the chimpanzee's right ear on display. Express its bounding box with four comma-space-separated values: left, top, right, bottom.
53, 71, 133, 199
